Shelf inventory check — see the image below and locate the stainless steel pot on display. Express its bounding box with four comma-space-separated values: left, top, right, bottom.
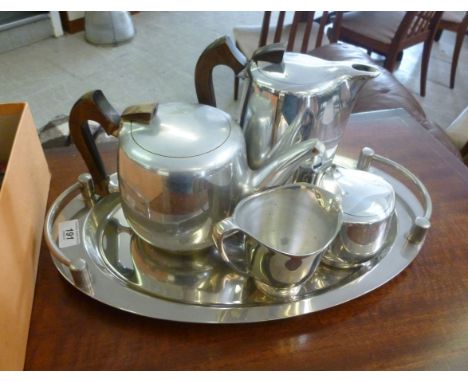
195, 36, 380, 174
69, 90, 323, 253
317, 166, 395, 268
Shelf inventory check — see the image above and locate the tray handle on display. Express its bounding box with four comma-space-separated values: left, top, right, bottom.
356, 147, 432, 244
44, 174, 96, 293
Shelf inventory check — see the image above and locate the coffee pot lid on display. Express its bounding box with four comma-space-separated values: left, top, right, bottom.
129, 102, 232, 158
318, 167, 395, 224
250, 53, 356, 94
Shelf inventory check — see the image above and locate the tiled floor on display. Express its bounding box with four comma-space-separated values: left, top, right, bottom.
0, 11, 467, 132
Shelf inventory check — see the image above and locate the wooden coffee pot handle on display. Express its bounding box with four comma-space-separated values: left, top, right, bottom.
194, 36, 248, 107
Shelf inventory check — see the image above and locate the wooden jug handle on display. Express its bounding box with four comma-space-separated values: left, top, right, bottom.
195, 36, 247, 107
69, 90, 121, 196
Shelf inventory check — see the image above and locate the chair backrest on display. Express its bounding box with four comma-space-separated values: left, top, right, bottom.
392, 11, 443, 49
258, 11, 331, 53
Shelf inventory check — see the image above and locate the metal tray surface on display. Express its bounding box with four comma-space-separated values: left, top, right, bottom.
45, 153, 430, 323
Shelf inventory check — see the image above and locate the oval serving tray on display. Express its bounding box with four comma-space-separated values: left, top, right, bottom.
44, 147, 432, 324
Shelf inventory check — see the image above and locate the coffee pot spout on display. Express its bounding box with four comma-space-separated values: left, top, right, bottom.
246, 139, 324, 193
345, 62, 380, 102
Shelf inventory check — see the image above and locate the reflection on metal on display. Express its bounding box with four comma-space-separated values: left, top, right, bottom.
318, 166, 396, 268
117, 102, 322, 252
45, 153, 431, 324
239, 54, 380, 172
357, 146, 432, 244
212, 183, 342, 297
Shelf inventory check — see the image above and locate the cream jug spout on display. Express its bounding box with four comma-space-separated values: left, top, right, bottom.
246, 139, 324, 193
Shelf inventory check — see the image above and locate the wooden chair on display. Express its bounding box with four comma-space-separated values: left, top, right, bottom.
232, 11, 334, 100
434, 12, 468, 89
330, 11, 443, 97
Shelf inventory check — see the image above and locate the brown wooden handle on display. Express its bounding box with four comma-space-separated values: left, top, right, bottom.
69, 90, 121, 196
251, 43, 285, 64
195, 35, 247, 107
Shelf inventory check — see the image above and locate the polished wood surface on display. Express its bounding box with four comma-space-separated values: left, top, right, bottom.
25, 109, 468, 370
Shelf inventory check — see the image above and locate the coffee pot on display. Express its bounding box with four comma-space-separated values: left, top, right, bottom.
195, 36, 379, 173
69, 90, 322, 252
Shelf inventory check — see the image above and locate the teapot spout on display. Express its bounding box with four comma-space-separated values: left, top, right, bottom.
247, 139, 324, 193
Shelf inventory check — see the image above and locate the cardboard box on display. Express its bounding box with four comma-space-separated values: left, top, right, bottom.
0, 103, 51, 370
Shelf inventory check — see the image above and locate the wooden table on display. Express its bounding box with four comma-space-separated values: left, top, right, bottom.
25, 109, 468, 370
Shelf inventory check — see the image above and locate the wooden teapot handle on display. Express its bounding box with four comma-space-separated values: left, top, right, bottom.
195, 36, 248, 107
69, 90, 121, 196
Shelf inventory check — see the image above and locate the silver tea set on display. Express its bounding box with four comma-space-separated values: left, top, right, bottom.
61, 36, 428, 299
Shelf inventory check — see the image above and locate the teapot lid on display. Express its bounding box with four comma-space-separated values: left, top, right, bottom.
249, 53, 360, 94
318, 167, 395, 224
129, 102, 232, 158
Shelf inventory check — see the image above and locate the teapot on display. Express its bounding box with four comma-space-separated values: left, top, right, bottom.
69, 90, 322, 253
195, 36, 379, 174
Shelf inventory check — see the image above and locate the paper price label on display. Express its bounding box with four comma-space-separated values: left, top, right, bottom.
58, 219, 80, 248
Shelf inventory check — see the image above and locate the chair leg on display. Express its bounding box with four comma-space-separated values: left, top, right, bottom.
434, 29, 443, 42
450, 28, 465, 89
396, 51, 404, 62
420, 38, 435, 97
384, 52, 399, 72
234, 75, 239, 101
